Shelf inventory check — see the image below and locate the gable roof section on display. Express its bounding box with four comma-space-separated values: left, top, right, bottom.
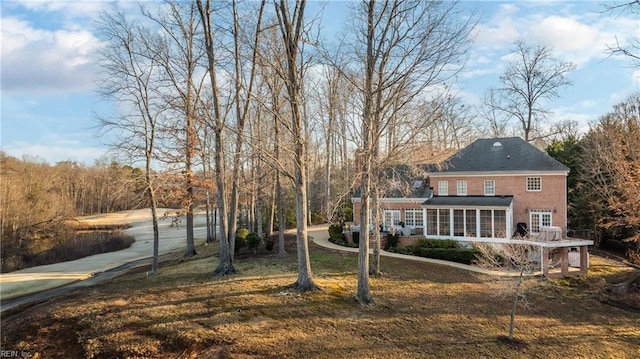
352, 164, 433, 199
430, 137, 569, 173
352, 183, 432, 200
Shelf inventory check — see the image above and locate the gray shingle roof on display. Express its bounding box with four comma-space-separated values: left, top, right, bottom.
423, 195, 513, 207
430, 137, 569, 173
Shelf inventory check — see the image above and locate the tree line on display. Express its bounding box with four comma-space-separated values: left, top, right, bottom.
547, 93, 640, 262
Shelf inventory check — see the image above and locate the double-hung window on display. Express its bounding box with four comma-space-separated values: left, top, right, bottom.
484, 180, 495, 196
457, 180, 467, 196
437, 180, 448, 196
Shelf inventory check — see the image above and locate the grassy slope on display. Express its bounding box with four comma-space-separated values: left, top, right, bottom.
1, 236, 639, 359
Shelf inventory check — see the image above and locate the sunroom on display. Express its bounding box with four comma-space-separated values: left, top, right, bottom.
422, 196, 514, 241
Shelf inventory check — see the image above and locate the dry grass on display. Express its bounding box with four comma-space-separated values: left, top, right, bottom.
2, 235, 639, 359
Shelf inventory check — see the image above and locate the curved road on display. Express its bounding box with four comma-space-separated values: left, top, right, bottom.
0, 209, 210, 312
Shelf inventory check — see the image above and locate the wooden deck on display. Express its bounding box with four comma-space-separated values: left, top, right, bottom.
457, 237, 594, 278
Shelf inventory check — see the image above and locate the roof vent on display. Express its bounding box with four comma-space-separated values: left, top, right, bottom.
493, 141, 502, 147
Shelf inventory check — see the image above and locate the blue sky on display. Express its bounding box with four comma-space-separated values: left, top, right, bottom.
1, 0, 639, 165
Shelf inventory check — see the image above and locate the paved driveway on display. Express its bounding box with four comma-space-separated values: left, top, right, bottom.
0, 209, 209, 304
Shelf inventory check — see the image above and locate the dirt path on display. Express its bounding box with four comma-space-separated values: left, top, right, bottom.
0, 209, 210, 311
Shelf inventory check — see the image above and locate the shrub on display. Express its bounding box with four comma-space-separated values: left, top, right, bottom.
235, 228, 250, 254
246, 233, 260, 253
310, 211, 325, 225
334, 238, 347, 246
236, 228, 250, 239
385, 233, 399, 249
264, 236, 275, 251
328, 223, 343, 238
396, 245, 415, 255
328, 223, 345, 243
414, 247, 479, 264
416, 238, 459, 249
342, 207, 353, 222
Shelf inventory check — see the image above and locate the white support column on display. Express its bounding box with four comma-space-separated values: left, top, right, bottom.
449, 208, 454, 237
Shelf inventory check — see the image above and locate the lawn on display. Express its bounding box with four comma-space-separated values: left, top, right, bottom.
1, 234, 639, 359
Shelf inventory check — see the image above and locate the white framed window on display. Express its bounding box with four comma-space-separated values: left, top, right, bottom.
484, 180, 495, 196
437, 180, 448, 196
526, 177, 542, 192
425, 208, 506, 239
404, 209, 424, 227
383, 210, 401, 230
529, 209, 552, 233
457, 180, 467, 196
438, 209, 450, 236
426, 209, 437, 235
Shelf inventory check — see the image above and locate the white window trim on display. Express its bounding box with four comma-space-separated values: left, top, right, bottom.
484, 180, 495, 196
382, 209, 401, 230
529, 209, 552, 233
404, 209, 424, 227
425, 207, 510, 240
457, 180, 467, 196
526, 177, 542, 192
438, 180, 448, 196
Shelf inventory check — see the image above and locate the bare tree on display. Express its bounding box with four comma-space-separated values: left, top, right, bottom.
96, 6, 164, 274
474, 243, 538, 342
274, 0, 318, 291
197, 0, 233, 274
143, 0, 207, 258
479, 89, 512, 138
486, 40, 575, 142
605, 1, 640, 67
344, 0, 475, 303
198, 0, 265, 274
229, 0, 265, 254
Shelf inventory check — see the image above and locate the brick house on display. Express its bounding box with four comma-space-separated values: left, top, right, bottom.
352, 137, 570, 240
424, 137, 569, 240
351, 137, 593, 277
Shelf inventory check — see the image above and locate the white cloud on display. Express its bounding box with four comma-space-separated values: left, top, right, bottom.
474, 4, 521, 49
526, 13, 638, 67
0, 15, 102, 93
469, 2, 639, 73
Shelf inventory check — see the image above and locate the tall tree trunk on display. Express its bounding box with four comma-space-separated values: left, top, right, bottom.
356, 0, 376, 305
275, 0, 317, 291
509, 269, 525, 340
150, 202, 160, 274
184, 114, 197, 258
277, 170, 286, 256
148, 161, 160, 274
267, 178, 276, 237
369, 180, 381, 276
228, 0, 265, 255
274, 116, 287, 256
197, 0, 234, 275
205, 192, 213, 243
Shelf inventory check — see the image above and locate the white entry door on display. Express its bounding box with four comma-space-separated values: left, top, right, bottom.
530, 210, 552, 233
